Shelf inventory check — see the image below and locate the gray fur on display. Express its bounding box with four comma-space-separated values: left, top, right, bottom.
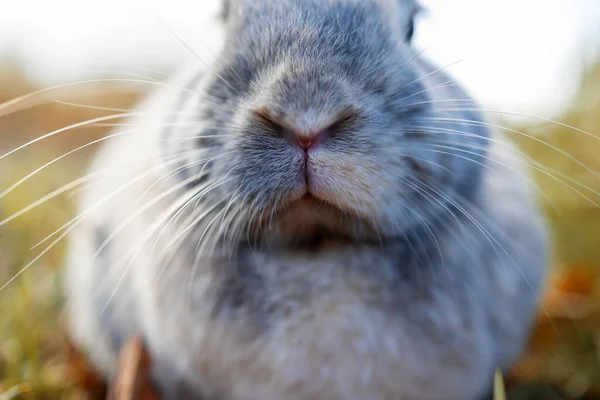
64, 0, 548, 399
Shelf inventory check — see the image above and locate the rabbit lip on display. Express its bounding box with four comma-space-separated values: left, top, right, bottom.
299, 191, 331, 207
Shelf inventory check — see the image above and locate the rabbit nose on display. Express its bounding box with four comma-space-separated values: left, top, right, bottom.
251, 107, 331, 153
251, 106, 358, 153
294, 130, 330, 153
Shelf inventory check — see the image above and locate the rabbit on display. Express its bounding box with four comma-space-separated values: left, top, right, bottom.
64, 0, 548, 398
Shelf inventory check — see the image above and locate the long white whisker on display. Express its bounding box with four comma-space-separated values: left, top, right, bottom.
0, 113, 139, 162
53, 99, 134, 113
25, 152, 197, 252
0, 78, 204, 119
0, 128, 139, 202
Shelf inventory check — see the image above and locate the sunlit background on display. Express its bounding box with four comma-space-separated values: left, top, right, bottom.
0, 0, 599, 398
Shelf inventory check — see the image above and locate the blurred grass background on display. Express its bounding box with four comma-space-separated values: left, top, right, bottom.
0, 50, 599, 398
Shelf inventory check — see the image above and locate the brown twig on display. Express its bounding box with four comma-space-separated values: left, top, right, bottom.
108, 336, 160, 400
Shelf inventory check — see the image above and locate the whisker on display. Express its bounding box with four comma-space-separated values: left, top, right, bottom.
403, 123, 599, 196
131, 151, 234, 209
0, 128, 139, 203
405, 174, 558, 335
53, 99, 134, 113
156, 179, 235, 263
0, 112, 137, 162
390, 59, 464, 100
94, 173, 223, 273
0, 77, 216, 121
150, 10, 244, 95
417, 116, 600, 184
26, 152, 197, 251
392, 80, 456, 104
93, 173, 227, 261
99, 190, 214, 315
410, 118, 600, 202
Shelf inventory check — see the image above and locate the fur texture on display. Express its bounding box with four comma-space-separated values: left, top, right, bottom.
65, 0, 548, 399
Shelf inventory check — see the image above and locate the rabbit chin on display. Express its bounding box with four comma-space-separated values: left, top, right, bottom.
247, 193, 384, 250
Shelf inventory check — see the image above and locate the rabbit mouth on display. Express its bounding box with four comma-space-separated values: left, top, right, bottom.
245, 191, 376, 248
297, 192, 326, 206
285, 190, 343, 218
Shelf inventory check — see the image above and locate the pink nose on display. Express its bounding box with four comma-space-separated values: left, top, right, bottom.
251, 106, 358, 153
294, 130, 329, 152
